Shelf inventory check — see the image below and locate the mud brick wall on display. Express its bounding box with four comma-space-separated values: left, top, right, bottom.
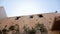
0, 13, 60, 34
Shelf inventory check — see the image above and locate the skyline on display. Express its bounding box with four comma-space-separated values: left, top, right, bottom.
0, 0, 60, 17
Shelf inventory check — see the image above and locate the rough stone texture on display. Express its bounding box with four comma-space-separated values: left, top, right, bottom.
0, 13, 60, 34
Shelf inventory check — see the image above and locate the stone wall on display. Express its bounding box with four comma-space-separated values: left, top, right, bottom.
0, 13, 60, 34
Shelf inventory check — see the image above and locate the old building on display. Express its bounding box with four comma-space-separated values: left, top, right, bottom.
0, 12, 60, 34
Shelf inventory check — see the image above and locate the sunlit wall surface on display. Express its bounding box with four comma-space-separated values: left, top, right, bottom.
0, 0, 60, 17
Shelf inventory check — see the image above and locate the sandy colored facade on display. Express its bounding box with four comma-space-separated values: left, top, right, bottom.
0, 13, 60, 34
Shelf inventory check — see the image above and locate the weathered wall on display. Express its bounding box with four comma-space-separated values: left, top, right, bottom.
0, 13, 60, 34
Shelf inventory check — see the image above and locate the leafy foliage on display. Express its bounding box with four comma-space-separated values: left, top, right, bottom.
9, 26, 15, 31
29, 28, 36, 34
35, 23, 48, 34
23, 25, 36, 34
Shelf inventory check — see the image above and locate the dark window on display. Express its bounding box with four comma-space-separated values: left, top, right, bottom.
30, 16, 33, 18
15, 16, 21, 20
38, 14, 43, 18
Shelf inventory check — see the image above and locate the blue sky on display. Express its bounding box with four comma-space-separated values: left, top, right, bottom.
0, 0, 60, 17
